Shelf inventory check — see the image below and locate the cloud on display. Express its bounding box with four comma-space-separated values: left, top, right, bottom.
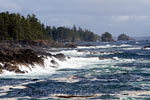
0, 0, 21, 11
112, 16, 130, 22
111, 15, 150, 22
131, 16, 150, 21
45, 17, 73, 27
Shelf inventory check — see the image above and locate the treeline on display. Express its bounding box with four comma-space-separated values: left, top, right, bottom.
46, 26, 100, 42
0, 12, 100, 42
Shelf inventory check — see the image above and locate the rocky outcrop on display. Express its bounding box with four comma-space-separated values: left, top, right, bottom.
0, 40, 77, 52
53, 53, 66, 61
0, 49, 44, 65
101, 32, 115, 42
0, 40, 71, 74
0, 49, 44, 74
0, 47, 68, 74
118, 34, 133, 41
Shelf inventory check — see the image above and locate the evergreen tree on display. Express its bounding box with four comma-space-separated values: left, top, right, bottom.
0, 12, 100, 42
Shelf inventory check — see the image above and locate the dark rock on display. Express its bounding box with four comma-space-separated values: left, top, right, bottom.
77, 50, 83, 52
0, 49, 44, 65
54, 94, 99, 99
77, 50, 88, 53
0, 65, 3, 74
51, 60, 59, 65
15, 69, 25, 74
0, 48, 44, 74
111, 51, 119, 53
90, 51, 98, 54
50, 66, 58, 68
38, 52, 52, 57
65, 44, 77, 48
53, 53, 66, 61
143, 46, 150, 49
32, 79, 39, 81
4, 63, 25, 73
4, 64, 17, 71
98, 57, 106, 60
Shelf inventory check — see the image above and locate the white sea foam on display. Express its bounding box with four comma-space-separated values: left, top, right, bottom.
77, 44, 131, 49
54, 50, 88, 56
0, 56, 136, 79
145, 48, 150, 50
0, 57, 57, 78
51, 76, 80, 83
0, 47, 136, 79
123, 47, 141, 50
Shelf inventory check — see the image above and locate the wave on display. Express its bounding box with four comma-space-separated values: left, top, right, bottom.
123, 47, 141, 50
0, 55, 137, 78
77, 44, 131, 49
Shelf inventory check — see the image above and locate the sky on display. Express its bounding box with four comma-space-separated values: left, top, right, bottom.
0, 0, 150, 37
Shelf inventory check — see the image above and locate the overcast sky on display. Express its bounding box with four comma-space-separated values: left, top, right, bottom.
0, 0, 150, 37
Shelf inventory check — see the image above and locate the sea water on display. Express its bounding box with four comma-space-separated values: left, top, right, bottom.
0, 41, 150, 100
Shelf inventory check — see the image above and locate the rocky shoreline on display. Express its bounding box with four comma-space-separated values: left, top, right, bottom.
0, 41, 69, 74
0, 48, 67, 74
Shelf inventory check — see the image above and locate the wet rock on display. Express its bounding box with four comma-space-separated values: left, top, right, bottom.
90, 51, 99, 54
143, 46, 150, 49
77, 50, 88, 53
51, 60, 59, 65
98, 57, 106, 60
0, 49, 44, 65
0, 65, 3, 74
38, 52, 52, 57
65, 44, 77, 48
111, 51, 119, 53
50, 66, 58, 68
32, 79, 39, 81
69, 75, 78, 79
4, 63, 25, 73
15, 69, 25, 74
53, 94, 101, 99
77, 50, 83, 52
0, 48, 44, 74
53, 53, 66, 61
4, 64, 18, 71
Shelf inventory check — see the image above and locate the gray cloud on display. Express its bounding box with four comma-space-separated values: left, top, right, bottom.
0, 0, 21, 11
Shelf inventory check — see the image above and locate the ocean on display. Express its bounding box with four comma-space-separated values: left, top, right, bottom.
0, 40, 150, 100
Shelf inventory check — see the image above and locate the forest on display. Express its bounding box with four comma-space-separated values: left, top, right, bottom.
0, 12, 101, 42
